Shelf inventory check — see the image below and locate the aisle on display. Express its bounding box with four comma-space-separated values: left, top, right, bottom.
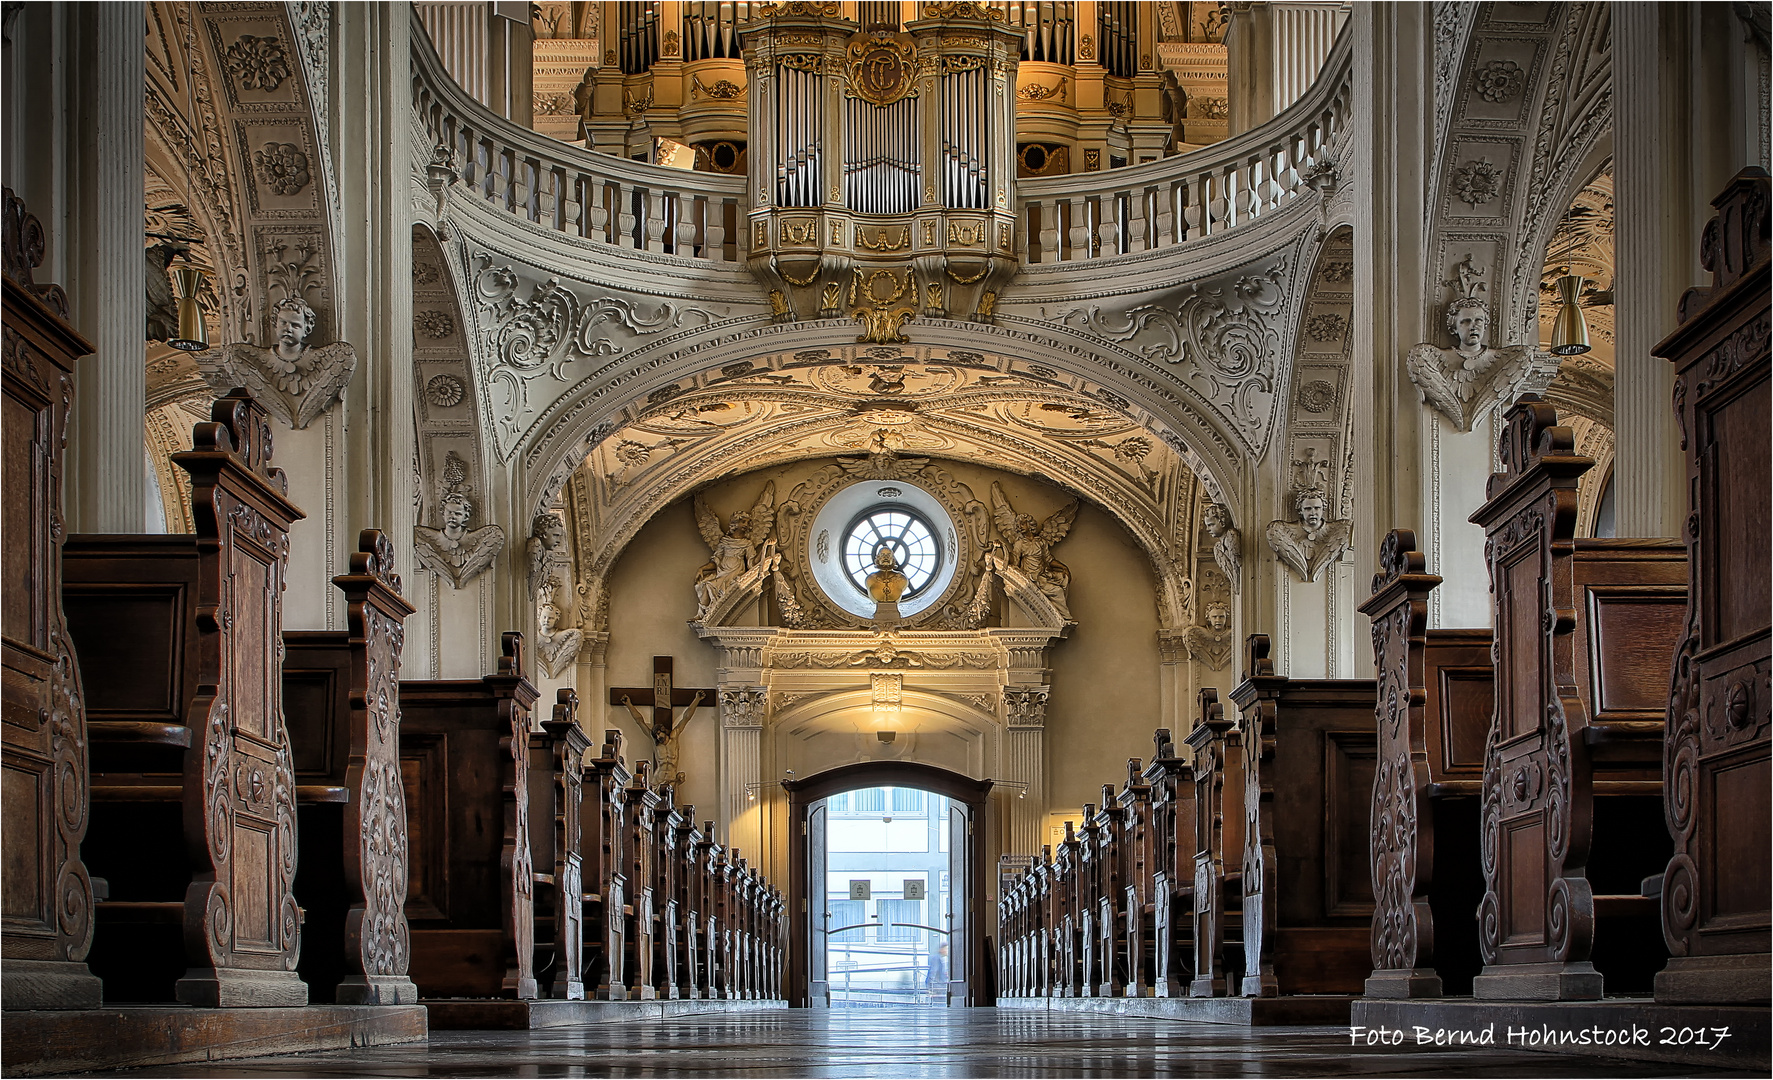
77, 1006, 1753, 1078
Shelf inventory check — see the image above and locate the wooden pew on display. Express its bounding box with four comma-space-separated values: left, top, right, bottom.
399, 632, 539, 1000
691, 821, 722, 999
1187, 688, 1246, 997
580, 730, 631, 999
1053, 821, 1083, 996
648, 785, 683, 1000
670, 809, 705, 999
1, 192, 102, 1008
619, 762, 660, 999
65, 388, 307, 1007
1360, 530, 1492, 999
529, 688, 590, 1000
283, 530, 419, 1005
1652, 167, 1770, 1004
1115, 759, 1154, 999
1469, 396, 1685, 1000
1142, 728, 1196, 997
1234, 635, 1377, 998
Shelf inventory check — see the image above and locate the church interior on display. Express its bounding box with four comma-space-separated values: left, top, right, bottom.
1, 1, 1769, 1076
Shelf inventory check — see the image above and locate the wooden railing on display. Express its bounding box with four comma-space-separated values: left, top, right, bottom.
1014, 28, 1352, 264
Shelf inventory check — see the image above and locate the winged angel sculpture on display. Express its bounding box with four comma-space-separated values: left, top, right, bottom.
198, 296, 356, 429
989, 482, 1080, 624
693, 481, 777, 623
1406, 298, 1558, 432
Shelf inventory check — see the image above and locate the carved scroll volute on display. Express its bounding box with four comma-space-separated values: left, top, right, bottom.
487, 631, 540, 999
1357, 529, 1443, 998
1, 192, 101, 1008
1469, 394, 1600, 1000
172, 387, 309, 1007
1230, 634, 1283, 999
333, 529, 420, 1005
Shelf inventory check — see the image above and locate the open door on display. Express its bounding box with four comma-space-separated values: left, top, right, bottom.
808, 799, 828, 1007
948, 799, 970, 1004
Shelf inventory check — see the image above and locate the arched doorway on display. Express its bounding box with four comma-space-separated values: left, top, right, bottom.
783, 762, 991, 1008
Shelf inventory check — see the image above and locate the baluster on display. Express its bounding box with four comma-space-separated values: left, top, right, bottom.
617, 183, 639, 248
705, 198, 727, 263
1097, 196, 1120, 257
643, 189, 666, 252
1125, 188, 1148, 254
1067, 194, 1091, 261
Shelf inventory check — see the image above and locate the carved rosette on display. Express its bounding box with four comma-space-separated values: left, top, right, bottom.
335, 529, 419, 1003
1357, 530, 1442, 996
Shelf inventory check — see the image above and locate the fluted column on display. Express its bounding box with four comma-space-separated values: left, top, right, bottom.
1613, 4, 1692, 539
335, 3, 417, 595
66, 2, 144, 533
1003, 686, 1048, 858
720, 687, 766, 868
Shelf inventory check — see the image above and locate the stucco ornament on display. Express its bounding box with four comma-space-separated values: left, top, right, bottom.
693, 481, 777, 623
989, 482, 1080, 624
1405, 297, 1558, 432
412, 452, 506, 589
1201, 501, 1243, 594
1266, 483, 1352, 584
534, 580, 584, 678
527, 511, 573, 602
1184, 600, 1234, 670
198, 297, 357, 429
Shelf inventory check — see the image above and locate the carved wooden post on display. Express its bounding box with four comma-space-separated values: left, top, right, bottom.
1143, 728, 1194, 998
652, 786, 681, 1000
622, 760, 660, 999
1187, 686, 1243, 998
1358, 529, 1444, 998
672, 809, 703, 999
695, 822, 721, 998
1469, 396, 1601, 1000
174, 388, 309, 1007
1055, 821, 1081, 996
490, 633, 540, 1000
1, 192, 102, 1008
333, 529, 421, 1005
541, 689, 591, 1000
1233, 633, 1283, 998
1076, 802, 1100, 996
1118, 757, 1152, 998
583, 729, 630, 1000
1653, 168, 1771, 1004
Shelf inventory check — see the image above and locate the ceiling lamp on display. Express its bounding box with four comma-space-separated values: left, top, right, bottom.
1548, 273, 1591, 356
166, 259, 210, 352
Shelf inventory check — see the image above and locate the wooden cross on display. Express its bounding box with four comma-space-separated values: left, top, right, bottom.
609, 655, 713, 748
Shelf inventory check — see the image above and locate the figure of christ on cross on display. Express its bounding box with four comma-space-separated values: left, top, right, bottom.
610, 655, 714, 787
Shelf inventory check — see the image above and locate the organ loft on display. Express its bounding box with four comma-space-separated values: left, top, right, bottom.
1, 2, 1768, 1076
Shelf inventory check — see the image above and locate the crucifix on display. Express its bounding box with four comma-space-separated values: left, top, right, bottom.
610, 656, 713, 787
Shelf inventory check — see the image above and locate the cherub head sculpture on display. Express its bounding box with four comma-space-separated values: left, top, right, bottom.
533, 511, 566, 548
1015, 513, 1042, 538
1445, 297, 1490, 357
727, 509, 752, 536
1202, 501, 1232, 537
1205, 600, 1231, 631
271, 297, 318, 360
1293, 486, 1329, 533
440, 490, 474, 540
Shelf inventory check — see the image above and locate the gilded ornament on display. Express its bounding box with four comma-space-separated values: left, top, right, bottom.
845, 29, 919, 107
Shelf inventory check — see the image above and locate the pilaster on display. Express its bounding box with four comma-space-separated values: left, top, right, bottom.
66, 1, 144, 533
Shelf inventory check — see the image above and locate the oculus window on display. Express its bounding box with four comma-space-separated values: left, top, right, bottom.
808, 481, 959, 620
842, 506, 941, 598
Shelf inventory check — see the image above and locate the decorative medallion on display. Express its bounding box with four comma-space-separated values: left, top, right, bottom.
1297, 380, 1335, 414
417, 310, 455, 339
1473, 59, 1525, 104
1450, 157, 1504, 206
845, 30, 919, 107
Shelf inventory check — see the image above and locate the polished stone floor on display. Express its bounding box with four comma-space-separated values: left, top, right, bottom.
79, 1007, 1755, 1078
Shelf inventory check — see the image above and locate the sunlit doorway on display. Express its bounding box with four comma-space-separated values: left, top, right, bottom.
785, 762, 990, 1008
819, 785, 952, 1007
